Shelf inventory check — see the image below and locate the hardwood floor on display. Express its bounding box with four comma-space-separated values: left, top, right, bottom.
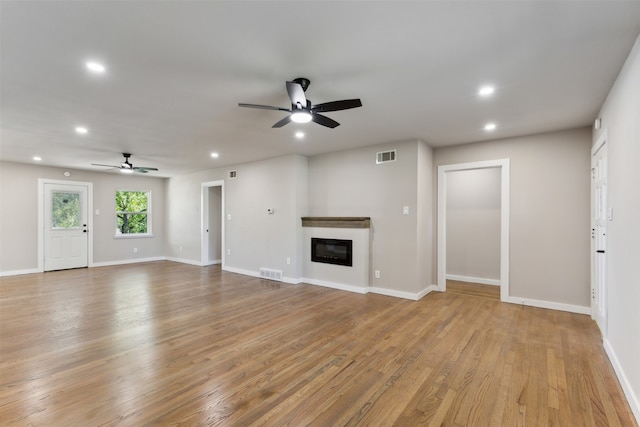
0, 262, 636, 426
446, 280, 501, 300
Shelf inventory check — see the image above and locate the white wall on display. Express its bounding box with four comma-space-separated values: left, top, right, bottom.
165, 154, 307, 280
434, 127, 592, 308
594, 34, 640, 422
165, 169, 226, 262
0, 161, 166, 273
165, 143, 435, 297
446, 168, 501, 281
308, 140, 435, 297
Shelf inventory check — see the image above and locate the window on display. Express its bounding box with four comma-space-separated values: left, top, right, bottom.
115, 190, 151, 236
52, 191, 81, 229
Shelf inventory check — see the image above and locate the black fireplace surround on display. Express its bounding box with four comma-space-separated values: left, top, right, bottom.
311, 238, 353, 267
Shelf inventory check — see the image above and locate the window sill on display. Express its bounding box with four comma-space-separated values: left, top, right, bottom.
114, 234, 154, 239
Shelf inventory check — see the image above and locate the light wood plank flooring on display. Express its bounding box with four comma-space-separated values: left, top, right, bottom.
0, 262, 636, 426
446, 280, 501, 300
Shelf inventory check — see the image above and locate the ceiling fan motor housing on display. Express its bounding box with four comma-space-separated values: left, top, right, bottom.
293, 77, 310, 92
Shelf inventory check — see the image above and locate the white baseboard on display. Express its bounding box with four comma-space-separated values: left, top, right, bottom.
0, 267, 40, 277
220, 267, 441, 301
302, 277, 368, 294
503, 296, 590, 315
1, 257, 171, 275
222, 266, 301, 285
92, 256, 167, 268
223, 265, 260, 277
165, 256, 205, 266
370, 284, 439, 300
201, 259, 222, 266
446, 274, 500, 286
604, 339, 640, 424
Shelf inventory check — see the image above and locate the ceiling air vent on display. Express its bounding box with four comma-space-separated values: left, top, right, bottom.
228, 170, 237, 179
376, 150, 396, 164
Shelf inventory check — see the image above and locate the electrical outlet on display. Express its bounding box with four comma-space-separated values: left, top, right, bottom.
286, 257, 291, 265
133, 248, 138, 253
227, 249, 231, 255
179, 245, 183, 252
375, 270, 380, 279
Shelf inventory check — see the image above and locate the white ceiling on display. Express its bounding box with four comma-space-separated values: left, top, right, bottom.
2, 1, 639, 177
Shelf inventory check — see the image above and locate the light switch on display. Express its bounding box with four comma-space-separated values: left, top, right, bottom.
403, 206, 410, 215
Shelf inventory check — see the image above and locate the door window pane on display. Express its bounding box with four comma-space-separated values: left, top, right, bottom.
52, 192, 81, 229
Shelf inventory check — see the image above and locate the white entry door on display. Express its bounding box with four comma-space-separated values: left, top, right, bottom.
591, 140, 607, 335
44, 183, 89, 271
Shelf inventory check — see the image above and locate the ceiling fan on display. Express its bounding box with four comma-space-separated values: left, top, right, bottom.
239, 77, 362, 128
91, 153, 158, 174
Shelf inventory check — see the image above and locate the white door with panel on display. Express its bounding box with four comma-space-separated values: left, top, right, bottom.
591, 140, 607, 335
44, 183, 89, 271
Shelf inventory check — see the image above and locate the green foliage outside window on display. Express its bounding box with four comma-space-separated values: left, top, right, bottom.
52, 192, 80, 228
116, 191, 149, 235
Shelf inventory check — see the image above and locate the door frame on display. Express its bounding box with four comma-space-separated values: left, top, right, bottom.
437, 159, 510, 301
38, 178, 94, 272
591, 130, 608, 336
201, 180, 225, 267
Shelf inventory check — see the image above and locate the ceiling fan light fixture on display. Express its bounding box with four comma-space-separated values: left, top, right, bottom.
478, 85, 495, 97
290, 111, 312, 123
120, 168, 134, 174
85, 61, 106, 74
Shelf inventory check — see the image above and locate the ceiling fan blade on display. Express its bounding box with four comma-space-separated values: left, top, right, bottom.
91, 163, 119, 168
286, 81, 307, 107
239, 103, 290, 112
133, 167, 158, 172
272, 115, 292, 128
312, 99, 362, 113
312, 113, 340, 128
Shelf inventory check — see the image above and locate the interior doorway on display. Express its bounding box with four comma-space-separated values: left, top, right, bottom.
437, 159, 510, 301
201, 180, 224, 267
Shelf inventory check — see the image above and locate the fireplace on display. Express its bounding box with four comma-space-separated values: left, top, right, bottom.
311, 238, 353, 267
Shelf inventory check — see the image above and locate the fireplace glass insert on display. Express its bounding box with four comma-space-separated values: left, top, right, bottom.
311, 238, 353, 267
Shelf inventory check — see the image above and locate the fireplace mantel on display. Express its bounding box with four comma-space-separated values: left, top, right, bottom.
301, 217, 371, 229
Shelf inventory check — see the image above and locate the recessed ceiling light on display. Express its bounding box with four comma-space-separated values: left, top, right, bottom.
85, 61, 106, 74
210, 152, 219, 158
33, 156, 42, 161
484, 122, 497, 131
478, 85, 495, 97
75, 126, 88, 134
295, 131, 305, 139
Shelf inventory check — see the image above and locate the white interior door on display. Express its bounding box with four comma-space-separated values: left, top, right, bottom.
44, 183, 88, 271
591, 139, 607, 335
